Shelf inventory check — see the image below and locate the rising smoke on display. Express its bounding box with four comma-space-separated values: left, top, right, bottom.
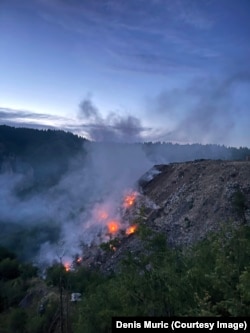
1, 83, 248, 267
147, 71, 250, 146
78, 96, 150, 143
37, 141, 152, 266
0, 135, 153, 268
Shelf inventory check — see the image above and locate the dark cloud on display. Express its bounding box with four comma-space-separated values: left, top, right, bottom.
0, 107, 64, 130
0, 107, 65, 121
0, 107, 87, 136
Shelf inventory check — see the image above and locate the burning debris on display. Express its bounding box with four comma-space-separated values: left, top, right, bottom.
52, 188, 146, 272
125, 224, 138, 235
123, 191, 138, 208
62, 255, 83, 272
63, 262, 71, 272
107, 220, 120, 234
91, 190, 140, 239
76, 257, 82, 264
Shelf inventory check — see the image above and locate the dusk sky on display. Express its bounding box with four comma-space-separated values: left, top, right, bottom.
0, 0, 250, 146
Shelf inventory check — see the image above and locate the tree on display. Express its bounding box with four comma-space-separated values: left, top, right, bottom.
0, 258, 20, 280
9, 309, 27, 333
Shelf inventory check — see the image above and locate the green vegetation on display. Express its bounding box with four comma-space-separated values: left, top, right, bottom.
100, 237, 121, 253
1, 224, 250, 332
71, 225, 250, 332
232, 190, 247, 221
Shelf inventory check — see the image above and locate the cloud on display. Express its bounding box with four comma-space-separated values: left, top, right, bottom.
35, 0, 219, 75
0, 107, 73, 130
0, 107, 67, 121
0, 107, 90, 138
0, 107, 62, 128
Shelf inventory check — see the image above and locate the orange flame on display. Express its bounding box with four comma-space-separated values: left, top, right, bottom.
125, 225, 138, 235
107, 220, 119, 234
123, 192, 137, 208
64, 262, 71, 272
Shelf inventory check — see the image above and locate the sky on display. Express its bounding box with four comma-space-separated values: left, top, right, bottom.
0, 0, 250, 147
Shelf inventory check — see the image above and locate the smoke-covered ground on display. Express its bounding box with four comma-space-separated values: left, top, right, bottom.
0, 135, 249, 268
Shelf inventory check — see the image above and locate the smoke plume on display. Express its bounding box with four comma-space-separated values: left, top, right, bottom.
78, 97, 149, 143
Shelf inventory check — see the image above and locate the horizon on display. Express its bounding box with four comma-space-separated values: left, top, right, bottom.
1, 123, 250, 149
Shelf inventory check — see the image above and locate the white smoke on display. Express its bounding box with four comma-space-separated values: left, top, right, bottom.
34, 141, 152, 266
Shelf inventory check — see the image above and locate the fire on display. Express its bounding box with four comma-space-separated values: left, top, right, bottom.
107, 220, 119, 234
63, 262, 71, 272
123, 192, 137, 208
125, 225, 138, 235
76, 257, 82, 264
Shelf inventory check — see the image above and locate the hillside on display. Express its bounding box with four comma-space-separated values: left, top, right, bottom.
1, 156, 250, 332
140, 159, 250, 245
90, 159, 250, 273
0, 126, 249, 262
0, 125, 87, 189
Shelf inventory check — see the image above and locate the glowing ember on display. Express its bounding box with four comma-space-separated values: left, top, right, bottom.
64, 262, 71, 272
125, 225, 138, 235
76, 257, 82, 264
107, 220, 119, 234
123, 192, 137, 208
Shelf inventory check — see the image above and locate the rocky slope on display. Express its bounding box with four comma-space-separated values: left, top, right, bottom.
97, 159, 250, 272
140, 159, 250, 244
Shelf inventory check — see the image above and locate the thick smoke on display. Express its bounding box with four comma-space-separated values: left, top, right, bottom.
0, 99, 153, 267
37, 141, 153, 266
0, 138, 152, 267
0, 126, 246, 267
1, 79, 248, 266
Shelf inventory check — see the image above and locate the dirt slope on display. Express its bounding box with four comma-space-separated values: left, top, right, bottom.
140, 159, 250, 245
